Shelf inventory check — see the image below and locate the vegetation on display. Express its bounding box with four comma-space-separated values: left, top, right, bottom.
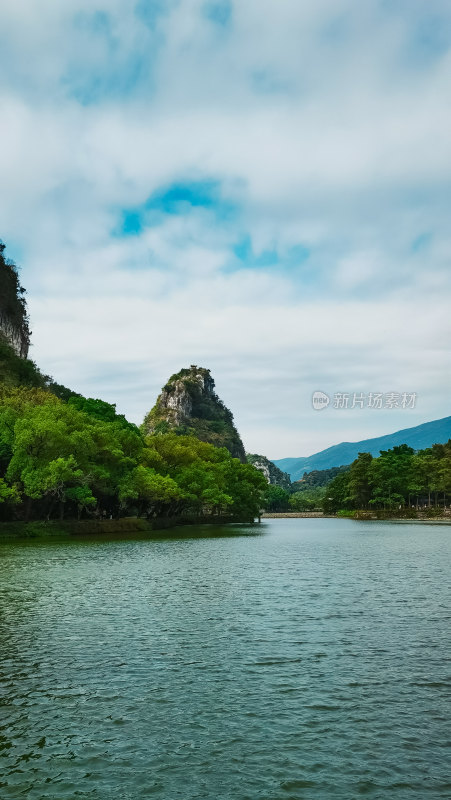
275, 465, 352, 512
289, 487, 325, 511
4, 242, 449, 526
260, 484, 325, 512
3, 321, 448, 523
0, 271, 265, 527
323, 443, 451, 514
292, 465, 350, 491
273, 417, 451, 480
0, 384, 267, 524
263, 485, 290, 511
0, 337, 47, 387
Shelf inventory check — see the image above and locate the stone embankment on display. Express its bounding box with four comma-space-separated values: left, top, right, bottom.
261, 512, 335, 518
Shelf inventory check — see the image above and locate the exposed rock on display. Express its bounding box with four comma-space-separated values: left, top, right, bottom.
142, 366, 247, 462
0, 314, 29, 358
0, 242, 30, 358
246, 453, 292, 490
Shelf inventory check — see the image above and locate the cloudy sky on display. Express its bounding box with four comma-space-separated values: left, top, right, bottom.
1, 0, 450, 458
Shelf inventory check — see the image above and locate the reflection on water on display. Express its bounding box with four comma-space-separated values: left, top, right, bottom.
0, 519, 450, 799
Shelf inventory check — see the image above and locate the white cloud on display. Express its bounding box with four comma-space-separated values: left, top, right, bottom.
0, 0, 450, 458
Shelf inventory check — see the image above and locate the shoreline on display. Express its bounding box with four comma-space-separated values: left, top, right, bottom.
262, 512, 451, 524
0, 515, 252, 542
2, 513, 450, 542
262, 512, 336, 518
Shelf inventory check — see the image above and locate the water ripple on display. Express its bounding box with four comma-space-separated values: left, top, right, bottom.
0, 518, 450, 799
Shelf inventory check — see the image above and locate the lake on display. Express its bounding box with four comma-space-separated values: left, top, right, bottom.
0, 518, 450, 799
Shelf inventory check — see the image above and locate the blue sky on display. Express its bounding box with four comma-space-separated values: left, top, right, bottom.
0, 0, 450, 457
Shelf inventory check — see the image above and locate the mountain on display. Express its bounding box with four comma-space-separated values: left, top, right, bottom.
141, 365, 247, 462
273, 416, 451, 481
246, 453, 291, 490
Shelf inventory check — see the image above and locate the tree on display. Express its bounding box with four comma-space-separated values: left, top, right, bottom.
368, 445, 414, 508
289, 492, 314, 511
322, 471, 352, 513
347, 452, 373, 508
118, 466, 182, 516
263, 485, 290, 512
222, 460, 267, 520
6, 401, 142, 520
408, 451, 438, 508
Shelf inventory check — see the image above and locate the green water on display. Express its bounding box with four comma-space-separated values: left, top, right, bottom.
0, 519, 450, 799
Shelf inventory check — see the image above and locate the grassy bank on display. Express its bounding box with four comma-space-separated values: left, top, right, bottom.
0, 517, 151, 541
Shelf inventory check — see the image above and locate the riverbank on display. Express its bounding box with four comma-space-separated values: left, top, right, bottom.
262, 512, 336, 518
0, 514, 250, 541
3, 512, 450, 541
262, 511, 451, 523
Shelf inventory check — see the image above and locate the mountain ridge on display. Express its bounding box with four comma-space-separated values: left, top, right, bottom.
273, 416, 451, 481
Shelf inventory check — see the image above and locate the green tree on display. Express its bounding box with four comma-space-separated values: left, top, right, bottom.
322, 471, 352, 513
289, 492, 313, 511
118, 465, 183, 516
347, 452, 373, 508
368, 445, 414, 508
6, 402, 142, 520
263, 485, 290, 512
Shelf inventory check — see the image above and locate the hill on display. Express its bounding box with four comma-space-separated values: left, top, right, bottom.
273, 416, 451, 481
246, 453, 291, 490
141, 365, 246, 461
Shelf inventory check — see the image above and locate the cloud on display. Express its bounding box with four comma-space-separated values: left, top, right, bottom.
0, 0, 450, 457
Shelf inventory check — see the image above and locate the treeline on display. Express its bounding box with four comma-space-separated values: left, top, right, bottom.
264, 484, 325, 512
324, 443, 451, 513
263, 443, 451, 514
293, 465, 350, 490
263, 464, 350, 511
0, 384, 266, 523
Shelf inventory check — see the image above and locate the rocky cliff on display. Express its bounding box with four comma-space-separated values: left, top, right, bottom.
0, 242, 30, 358
246, 453, 292, 490
142, 366, 247, 462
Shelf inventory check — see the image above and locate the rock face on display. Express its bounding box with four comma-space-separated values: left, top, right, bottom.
0, 313, 29, 358
142, 366, 247, 462
246, 453, 292, 490
0, 242, 30, 358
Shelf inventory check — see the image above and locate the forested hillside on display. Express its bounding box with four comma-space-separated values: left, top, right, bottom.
0, 241, 266, 525
274, 416, 451, 479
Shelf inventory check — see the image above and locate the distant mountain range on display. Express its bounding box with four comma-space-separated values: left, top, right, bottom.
273, 416, 451, 481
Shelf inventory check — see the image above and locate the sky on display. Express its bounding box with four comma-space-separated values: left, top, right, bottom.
1, 0, 450, 459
